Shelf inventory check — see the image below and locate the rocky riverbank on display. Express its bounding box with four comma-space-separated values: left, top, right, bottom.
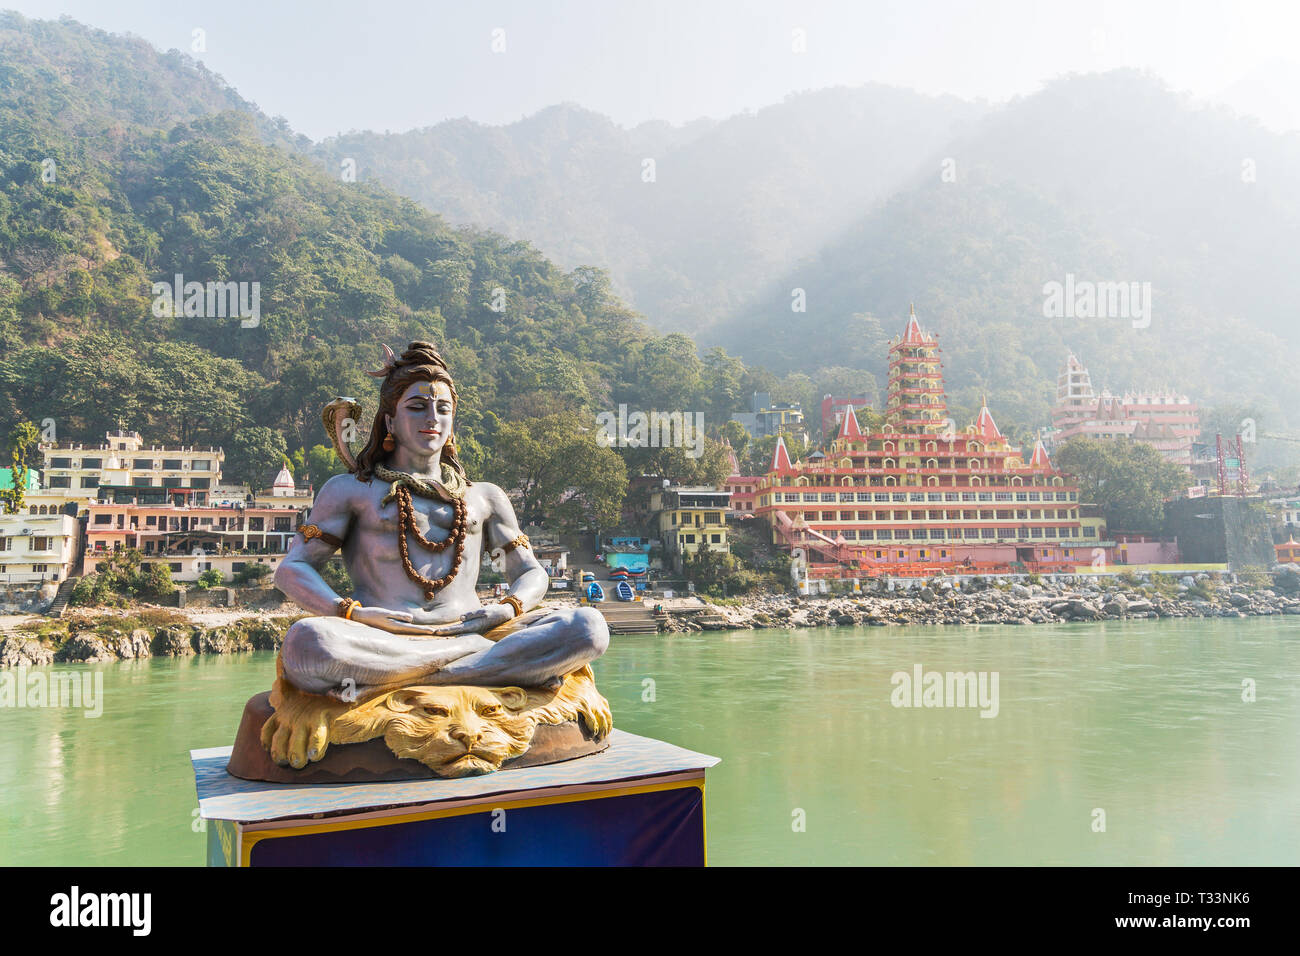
661, 567, 1300, 632
0, 610, 293, 668
4, 568, 1297, 666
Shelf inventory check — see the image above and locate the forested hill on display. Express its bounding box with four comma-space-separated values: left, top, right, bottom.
0, 12, 777, 495
313, 87, 986, 335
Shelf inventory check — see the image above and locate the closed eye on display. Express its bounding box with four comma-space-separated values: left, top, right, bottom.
422, 705, 449, 717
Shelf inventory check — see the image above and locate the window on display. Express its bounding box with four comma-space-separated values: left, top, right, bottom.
839, 511, 854, 521
80, 476, 99, 488
49, 476, 71, 488
51, 457, 71, 468
821, 511, 835, 521
683, 534, 695, 544
82, 458, 102, 469
169, 563, 183, 572
961, 493, 976, 502
274, 517, 291, 532
163, 459, 183, 470
856, 493, 871, 502
978, 492, 992, 502
163, 478, 183, 489
131, 477, 152, 487
1015, 492, 1028, 502
193, 460, 211, 471
32, 537, 50, 550
710, 534, 721, 544
1028, 492, 1040, 501
133, 459, 153, 470
93, 514, 112, 525
191, 478, 210, 489
820, 493, 835, 502
249, 517, 264, 531
877, 530, 892, 540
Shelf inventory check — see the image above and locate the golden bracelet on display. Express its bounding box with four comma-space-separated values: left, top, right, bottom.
337, 598, 361, 620
498, 595, 524, 618
501, 533, 530, 554
302, 524, 345, 549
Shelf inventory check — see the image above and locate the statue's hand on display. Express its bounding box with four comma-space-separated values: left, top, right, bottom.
349, 606, 446, 636
429, 603, 516, 637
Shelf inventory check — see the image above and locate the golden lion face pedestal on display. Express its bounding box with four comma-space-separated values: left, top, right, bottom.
227, 662, 612, 784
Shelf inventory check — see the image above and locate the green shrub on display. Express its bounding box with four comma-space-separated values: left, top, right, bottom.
195, 568, 224, 590
233, 563, 274, 586
316, 559, 350, 595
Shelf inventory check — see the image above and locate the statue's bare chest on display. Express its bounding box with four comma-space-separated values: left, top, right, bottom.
358, 485, 487, 541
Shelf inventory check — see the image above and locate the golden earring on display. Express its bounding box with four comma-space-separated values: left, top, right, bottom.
382, 433, 396, 451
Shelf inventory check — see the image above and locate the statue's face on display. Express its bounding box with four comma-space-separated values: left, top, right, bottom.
386, 380, 454, 457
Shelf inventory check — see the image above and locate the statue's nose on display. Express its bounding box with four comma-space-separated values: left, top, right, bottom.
449, 724, 480, 746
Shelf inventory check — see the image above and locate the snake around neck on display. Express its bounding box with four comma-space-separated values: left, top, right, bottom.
373, 462, 469, 599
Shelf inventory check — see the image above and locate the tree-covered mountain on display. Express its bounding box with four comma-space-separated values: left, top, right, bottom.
0, 12, 772, 509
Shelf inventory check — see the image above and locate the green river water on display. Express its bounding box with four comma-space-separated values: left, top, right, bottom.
2, 617, 1298, 866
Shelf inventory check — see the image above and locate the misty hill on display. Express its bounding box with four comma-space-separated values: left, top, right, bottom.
0, 13, 763, 487
314, 87, 987, 333
704, 71, 1300, 461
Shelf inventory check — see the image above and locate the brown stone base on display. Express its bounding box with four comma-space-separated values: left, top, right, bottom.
225, 691, 610, 784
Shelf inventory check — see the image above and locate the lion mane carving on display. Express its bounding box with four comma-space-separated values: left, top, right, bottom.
261, 663, 612, 777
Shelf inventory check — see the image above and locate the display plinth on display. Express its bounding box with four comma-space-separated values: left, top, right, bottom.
192, 729, 719, 866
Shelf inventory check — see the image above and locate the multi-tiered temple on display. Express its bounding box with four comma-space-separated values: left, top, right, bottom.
755, 309, 1099, 573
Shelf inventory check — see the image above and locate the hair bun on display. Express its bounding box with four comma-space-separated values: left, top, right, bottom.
398, 342, 447, 370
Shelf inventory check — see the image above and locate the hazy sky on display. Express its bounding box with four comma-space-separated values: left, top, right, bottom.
8, 0, 1300, 139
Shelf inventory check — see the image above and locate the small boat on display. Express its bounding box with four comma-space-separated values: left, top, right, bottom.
626, 565, 647, 576
581, 571, 596, 583
608, 568, 629, 580
586, 582, 605, 603
615, 581, 635, 601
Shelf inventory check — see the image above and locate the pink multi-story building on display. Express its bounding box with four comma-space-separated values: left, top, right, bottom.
1049, 353, 1200, 466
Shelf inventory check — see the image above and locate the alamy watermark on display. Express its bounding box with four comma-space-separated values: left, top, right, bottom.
152, 273, 260, 327
890, 664, 999, 718
1042, 274, 1151, 328
595, 405, 705, 458
1, 667, 104, 718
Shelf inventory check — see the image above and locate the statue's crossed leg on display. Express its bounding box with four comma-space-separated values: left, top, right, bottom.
280, 605, 610, 699
263, 606, 612, 770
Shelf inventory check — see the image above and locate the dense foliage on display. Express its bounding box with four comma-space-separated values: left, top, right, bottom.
1053, 437, 1191, 532
0, 15, 804, 529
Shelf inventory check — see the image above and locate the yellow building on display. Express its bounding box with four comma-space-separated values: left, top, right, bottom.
650, 486, 731, 565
